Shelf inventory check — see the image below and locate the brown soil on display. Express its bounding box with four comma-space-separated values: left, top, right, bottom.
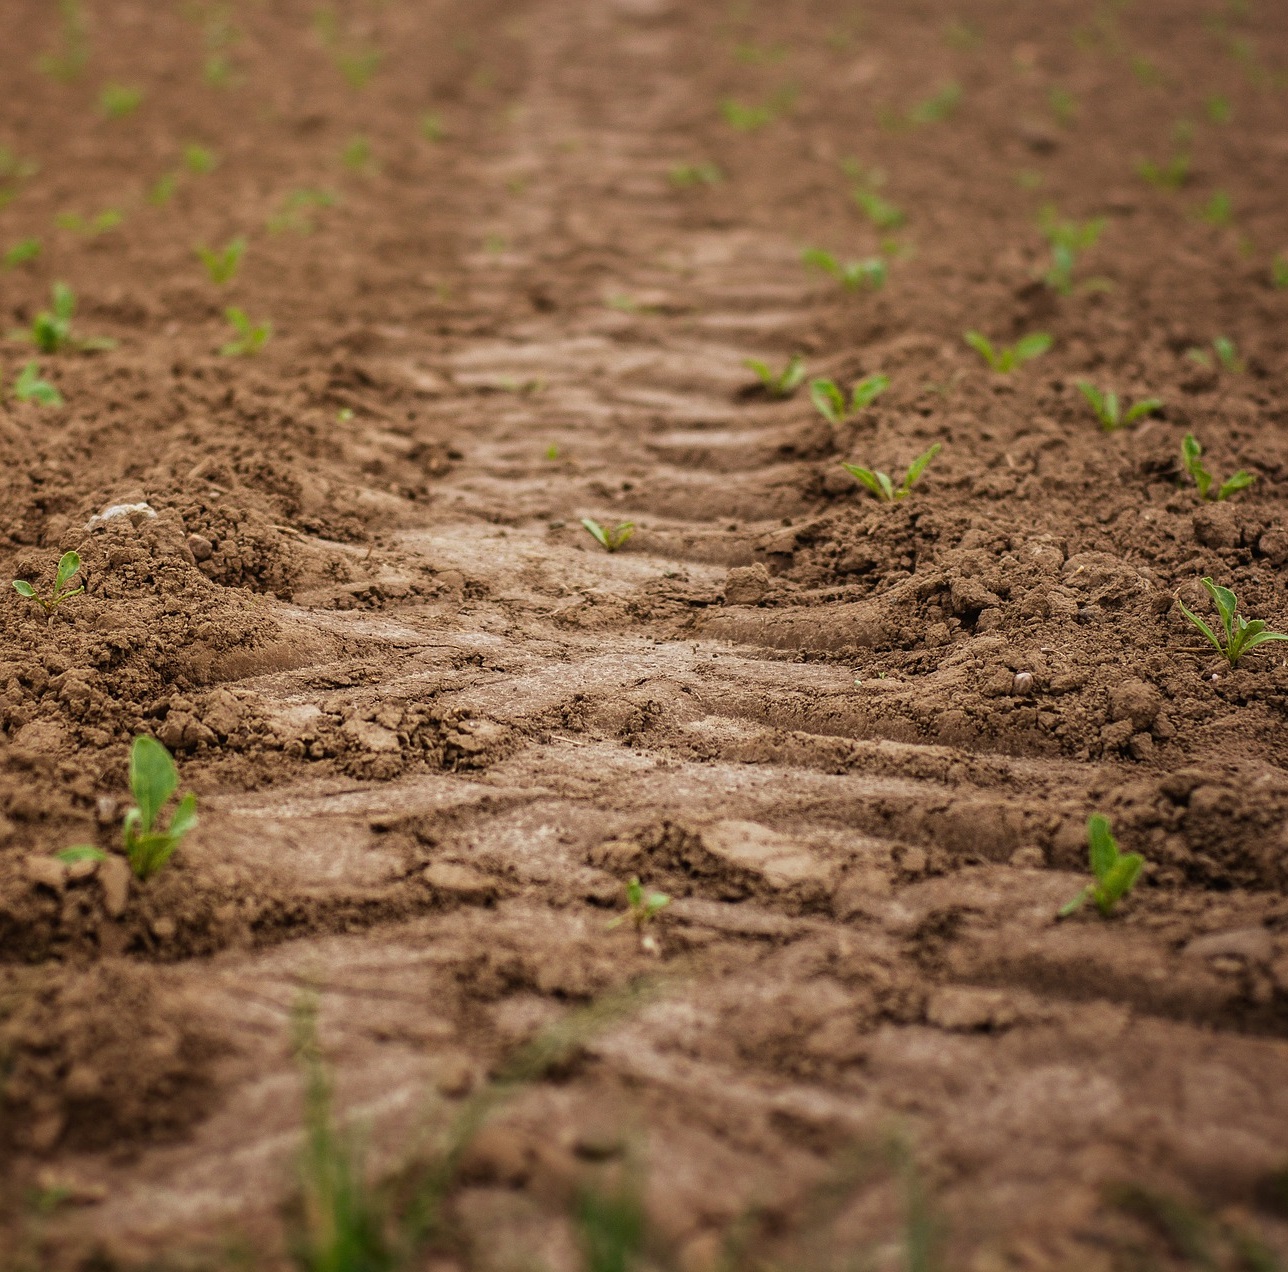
2, 0, 1288, 1267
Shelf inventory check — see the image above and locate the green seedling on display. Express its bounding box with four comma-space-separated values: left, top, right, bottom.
100, 83, 143, 118
1130, 55, 1163, 86
842, 444, 941, 502
744, 354, 806, 398
11, 282, 115, 353
1136, 152, 1190, 190
964, 330, 1052, 373
581, 517, 635, 553
907, 82, 961, 125
3, 238, 41, 269
220, 307, 272, 356
195, 237, 246, 285
1179, 577, 1288, 667
1199, 189, 1234, 227
1038, 205, 1106, 294
1205, 94, 1232, 123
55, 208, 123, 236
1186, 336, 1244, 374
1180, 433, 1253, 502
13, 551, 81, 609
811, 373, 889, 425
267, 188, 337, 234
314, 5, 382, 87
852, 186, 904, 230
1272, 253, 1288, 290
544, 443, 559, 460
606, 877, 670, 931
183, 143, 218, 174
37, 0, 90, 82
1076, 381, 1162, 431
944, 19, 982, 49
342, 135, 374, 173
420, 112, 446, 141
1048, 87, 1078, 126
118, 736, 198, 880
720, 97, 774, 131
195, 3, 241, 88
802, 247, 887, 290
148, 172, 178, 206
0, 147, 38, 207
12, 362, 64, 407
54, 845, 107, 867
669, 161, 723, 188
1059, 815, 1143, 918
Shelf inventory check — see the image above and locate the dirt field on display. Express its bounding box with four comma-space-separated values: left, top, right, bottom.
2, 0, 1288, 1267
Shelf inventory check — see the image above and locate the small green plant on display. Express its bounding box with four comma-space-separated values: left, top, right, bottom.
0, 147, 38, 207
196, 237, 246, 285
11, 282, 115, 353
267, 189, 337, 234
1199, 189, 1234, 227
1048, 87, 1078, 126
3, 238, 41, 269
1272, 253, 1288, 289
1076, 382, 1162, 431
55, 208, 123, 236
669, 161, 723, 188
11, 361, 64, 407
1136, 152, 1190, 190
314, 5, 382, 87
1205, 93, 1232, 123
37, 0, 90, 82
810, 374, 889, 425
1179, 578, 1288, 668
842, 444, 941, 502
907, 81, 961, 125
852, 186, 904, 230
148, 172, 179, 206
1180, 433, 1253, 502
419, 112, 446, 141
964, 330, 1052, 373
183, 143, 218, 174
802, 247, 886, 290
1059, 815, 1143, 919
99, 83, 143, 118
220, 307, 272, 356
744, 354, 806, 398
607, 877, 670, 931
13, 551, 82, 609
119, 736, 198, 880
581, 518, 635, 552
341, 135, 374, 173
1186, 335, 1244, 374
1039, 205, 1106, 294
720, 97, 774, 131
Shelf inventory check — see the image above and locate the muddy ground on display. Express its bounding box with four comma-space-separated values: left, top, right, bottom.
2, 0, 1288, 1267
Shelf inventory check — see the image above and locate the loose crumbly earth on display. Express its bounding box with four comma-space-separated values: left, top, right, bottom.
2, 0, 1288, 1268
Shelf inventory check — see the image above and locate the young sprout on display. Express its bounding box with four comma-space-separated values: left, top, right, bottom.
1179, 578, 1288, 668
1048, 87, 1078, 126
314, 6, 382, 87
267, 189, 337, 234
964, 330, 1052, 373
13, 550, 82, 609
802, 247, 887, 290
341, 136, 374, 173
744, 354, 806, 398
10, 282, 115, 353
220, 307, 272, 356
1076, 382, 1163, 431
907, 81, 961, 125
720, 98, 774, 131
1136, 152, 1190, 190
55, 208, 123, 236
121, 736, 198, 879
842, 444, 941, 502
842, 162, 905, 230
420, 112, 446, 141
37, 0, 90, 82
606, 876, 670, 932
3, 238, 41, 269
183, 143, 218, 174
1199, 190, 1234, 227
12, 362, 64, 407
1038, 206, 1106, 295
1272, 253, 1288, 290
99, 83, 144, 119
196, 237, 247, 285
810, 374, 889, 425
1205, 94, 1232, 123
1058, 815, 1143, 919
0, 147, 38, 207
669, 161, 723, 188
1180, 434, 1253, 502
148, 173, 179, 206
581, 518, 635, 552
1185, 337, 1244, 374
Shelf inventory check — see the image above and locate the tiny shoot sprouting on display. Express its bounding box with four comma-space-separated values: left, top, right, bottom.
606, 876, 670, 932
1058, 815, 1143, 919
745, 354, 806, 398
1038, 206, 1107, 294
99, 83, 144, 119
1186, 336, 1244, 374
1180, 434, 1253, 502
964, 330, 1052, 373
581, 517, 635, 553
1179, 578, 1288, 668
1136, 152, 1190, 191
10, 282, 115, 353
3, 238, 41, 269
13, 550, 82, 610
842, 443, 941, 502
810, 374, 889, 425
670, 162, 722, 188
802, 247, 887, 291
12, 362, 64, 406
220, 307, 272, 356
196, 237, 246, 286
1076, 382, 1162, 431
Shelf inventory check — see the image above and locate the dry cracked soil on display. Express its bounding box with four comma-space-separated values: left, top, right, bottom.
2, 0, 1288, 1269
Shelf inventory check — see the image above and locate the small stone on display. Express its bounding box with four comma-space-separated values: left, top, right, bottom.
99, 855, 131, 918
63, 1064, 103, 1100
1108, 679, 1161, 730
724, 563, 772, 606
186, 533, 214, 561
25, 855, 67, 893
95, 796, 119, 825
85, 501, 157, 531
151, 916, 177, 940
1012, 671, 1035, 695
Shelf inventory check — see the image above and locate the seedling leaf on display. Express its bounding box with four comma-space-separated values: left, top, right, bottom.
581, 517, 634, 552
1060, 814, 1144, 918
1178, 577, 1288, 667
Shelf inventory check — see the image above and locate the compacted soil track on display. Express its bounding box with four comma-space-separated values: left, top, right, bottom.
2, 0, 1288, 1267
